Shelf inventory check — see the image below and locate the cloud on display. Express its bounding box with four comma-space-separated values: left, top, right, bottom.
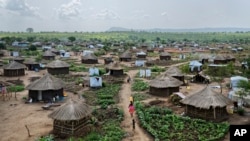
56, 0, 82, 19
94, 9, 120, 20
3, 0, 39, 16
161, 12, 167, 16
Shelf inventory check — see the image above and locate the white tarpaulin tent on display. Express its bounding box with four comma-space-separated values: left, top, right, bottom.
60, 52, 70, 58
228, 89, 250, 106
11, 51, 19, 57
136, 51, 146, 56
89, 67, 99, 76
230, 76, 248, 90
83, 50, 94, 56
90, 77, 102, 87
135, 60, 145, 67
139, 69, 151, 77
189, 60, 202, 71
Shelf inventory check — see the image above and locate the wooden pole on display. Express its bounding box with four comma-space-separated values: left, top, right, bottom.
25, 125, 31, 137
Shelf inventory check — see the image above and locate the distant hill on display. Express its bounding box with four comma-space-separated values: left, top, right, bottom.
107, 27, 250, 32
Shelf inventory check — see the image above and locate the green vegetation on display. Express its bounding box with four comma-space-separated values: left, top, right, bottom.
151, 65, 165, 72
37, 135, 54, 141
132, 79, 149, 91
95, 84, 121, 109
135, 102, 229, 141
132, 93, 151, 101
69, 63, 87, 72
8, 85, 25, 92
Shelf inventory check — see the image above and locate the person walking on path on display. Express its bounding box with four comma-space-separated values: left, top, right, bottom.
128, 103, 135, 117
127, 75, 131, 83
130, 95, 133, 105
132, 119, 136, 131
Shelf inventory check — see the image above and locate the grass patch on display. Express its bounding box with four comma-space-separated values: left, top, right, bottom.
132, 79, 149, 91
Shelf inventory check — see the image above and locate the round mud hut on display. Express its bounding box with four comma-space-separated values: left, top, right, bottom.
48, 98, 92, 137
180, 86, 231, 122
43, 50, 56, 60
81, 53, 98, 64
106, 62, 124, 76
23, 59, 40, 71
46, 60, 70, 75
50, 48, 60, 55
26, 73, 65, 102
11, 57, 25, 64
119, 51, 132, 62
213, 54, 227, 64
3, 61, 26, 77
159, 52, 171, 60
104, 57, 113, 64
224, 54, 235, 63
149, 75, 183, 97
164, 66, 184, 84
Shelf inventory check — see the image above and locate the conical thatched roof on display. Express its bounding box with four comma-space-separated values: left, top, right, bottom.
107, 62, 123, 70
43, 50, 56, 57
120, 51, 132, 58
214, 54, 226, 60
149, 75, 183, 88
26, 73, 65, 90
180, 86, 231, 109
23, 59, 39, 65
46, 60, 70, 68
164, 66, 183, 77
3, 61, 26, 70
48, 98, 92, 120
224, 54, 235, 60
13, 57, 25, 61
81, 53, 97, 60
160, 52, 171, 56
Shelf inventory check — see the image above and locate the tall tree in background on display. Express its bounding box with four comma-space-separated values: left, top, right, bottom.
26, 28, 34, 33
68, 36, 76, 42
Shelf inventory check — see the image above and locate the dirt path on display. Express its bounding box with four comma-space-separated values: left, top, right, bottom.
120, 70, 152, 141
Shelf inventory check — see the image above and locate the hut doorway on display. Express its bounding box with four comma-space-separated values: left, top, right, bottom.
38, 91, 42, 101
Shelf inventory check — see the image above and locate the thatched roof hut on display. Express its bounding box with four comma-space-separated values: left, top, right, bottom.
11, 57, 25, 64
46, 60, 70, 75
26, 73, 65, 101
0, 50, 4, 57
181, 86, 231, 122
49, 98, 92, 136
214, 54, 227, 64
164, 66, 184, 83
199, 54, 210, 64
159, 52, 171, 60
81, 53, 98, 64
50, 48, 60, 55
3, 61, 26, 77
106, 62, 124, 76
147, 47, 154, 52
23, 59, 40, 70
149, 75, 183, 97
119, 51, 132, 62
43, 50, 56, 60
191, 72, 210, 84
224, 54, 235, 62
104, 57, 113, 64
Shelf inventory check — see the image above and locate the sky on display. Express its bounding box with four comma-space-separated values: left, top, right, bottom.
0, 0, 249, 32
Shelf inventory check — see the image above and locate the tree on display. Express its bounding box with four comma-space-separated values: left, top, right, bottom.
236, 80, 250, 106
68, 36, 76, 42
26, 28, 34, 33
28, 45, 37, 51
0, 43, 6, 49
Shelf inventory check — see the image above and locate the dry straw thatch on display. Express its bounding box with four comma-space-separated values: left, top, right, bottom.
214, 54, 226, 60
149, 75, 183, 88
46, 60, 70, 68
107, 62, 123, 70
3, 61, 26, 70
81, 53, 97, 60
26, 73, 65, 90
120, 51, 132, 58
43, 50, 56, 56
48, 98, 92, 120
181, 86, 231, 109
23, 59, 39, 65
164, 66, 184, 77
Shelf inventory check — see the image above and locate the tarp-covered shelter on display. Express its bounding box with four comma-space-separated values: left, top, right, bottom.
139, 69, 151, 77
230, 76, 248, 91
90, 77, 102, 88
159, 52, 171, 60
106, 62, 124, 76
26, 73, 65, 102
43, 50, 56, 60
189, 60, 202, 72
149, 75, 183, 97
46, 60, 70, 75
23, 59, 40, 70
81, 53, 98, 64
3, 61, 26, 76
181, 86, 231, 122
164, 66, 184, 83
48, 98, 92, 137
135, 60, 145, 67
119, 51, 132, 62
228, 89, 250, 106
89, 67, 99, 76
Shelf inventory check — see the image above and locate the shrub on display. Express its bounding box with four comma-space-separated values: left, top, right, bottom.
8, 85, 25, 92
237, 107, 245, 116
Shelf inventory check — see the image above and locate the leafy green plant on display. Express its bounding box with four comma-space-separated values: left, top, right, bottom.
151, 65, 165, 72
132, 79, 149, 91
37, 135, 54, 141
237, 107, 245, 116
8, 85, 25, 92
